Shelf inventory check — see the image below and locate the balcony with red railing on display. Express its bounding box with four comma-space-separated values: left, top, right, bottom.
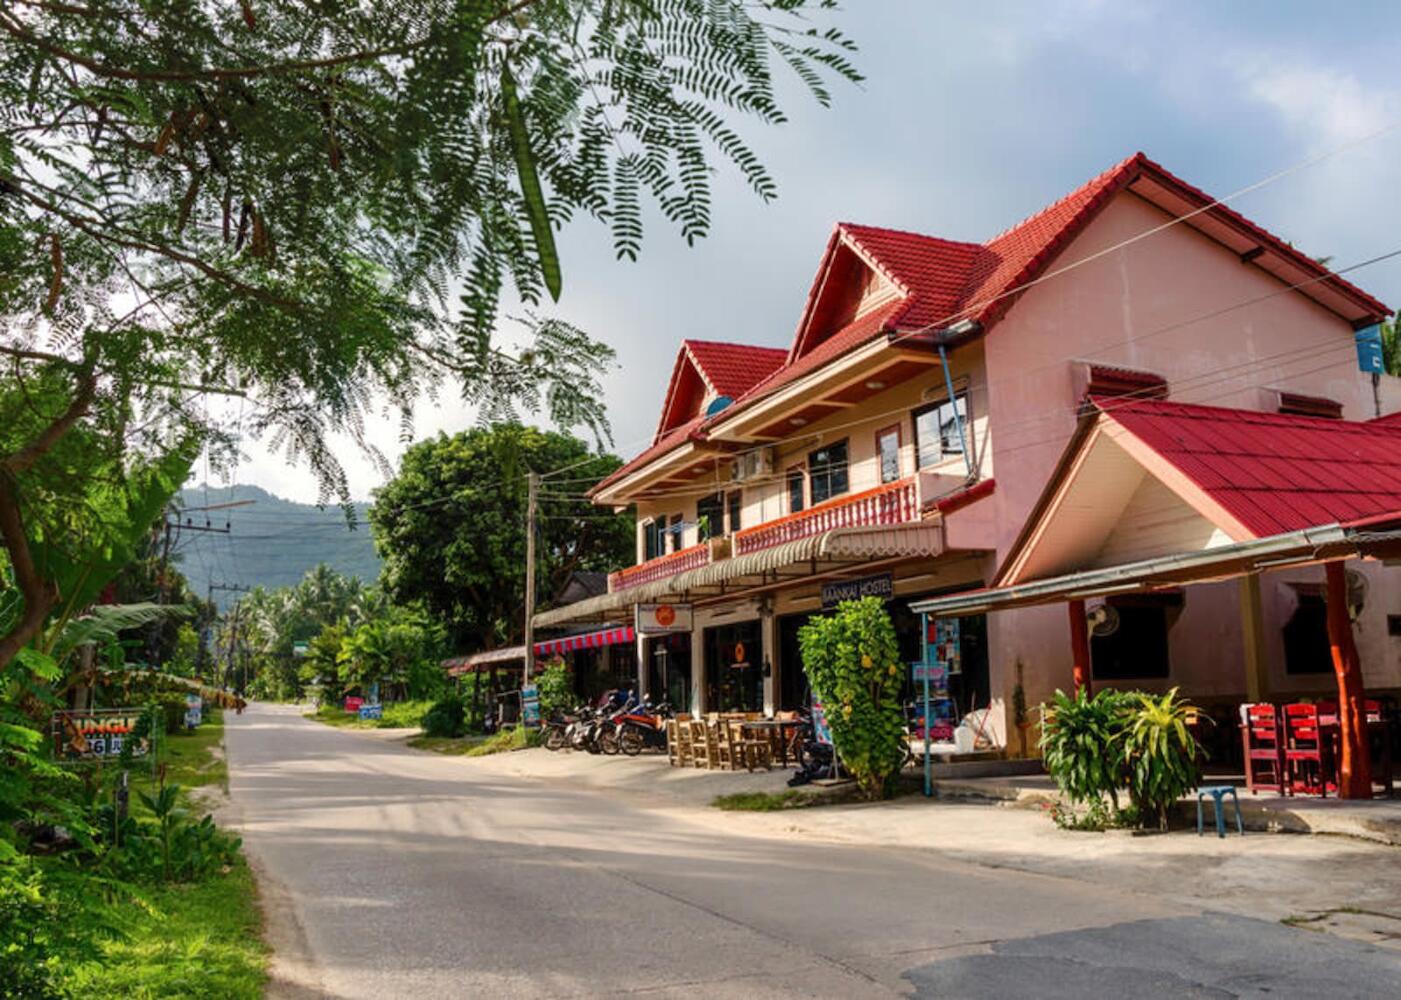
732, 477, 919, 555
608, 541, 712, 593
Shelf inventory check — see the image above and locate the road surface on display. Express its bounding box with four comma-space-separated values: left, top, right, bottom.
225, 703, 1401, 998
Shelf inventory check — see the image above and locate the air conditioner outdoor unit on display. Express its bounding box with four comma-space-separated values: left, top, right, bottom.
730, 447, 775, 483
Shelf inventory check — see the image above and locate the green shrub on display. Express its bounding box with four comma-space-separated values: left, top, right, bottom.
0, 860, 67, 999
421, 696, 466, 738
797, 597, 906, 800
157, 696, 190, 735
1039, 688, 1131, 815
1122, 689, 1201, 830
1039, 687, 1202, 830
536, 661, 572, 719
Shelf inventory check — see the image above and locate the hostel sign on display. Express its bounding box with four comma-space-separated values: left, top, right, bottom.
821, 573, 893, 609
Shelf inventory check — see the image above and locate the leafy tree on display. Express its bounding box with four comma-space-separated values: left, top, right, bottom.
338, 605, 446, 701
370, 423, 633, 650
226, 563, 374, 699
300, 622, 350, 706
797, 597, 907, 800
0, 2, 859, 671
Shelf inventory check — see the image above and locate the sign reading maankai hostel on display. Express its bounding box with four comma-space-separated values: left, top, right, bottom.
821, 573, 894, 609
636, 602, 693, 635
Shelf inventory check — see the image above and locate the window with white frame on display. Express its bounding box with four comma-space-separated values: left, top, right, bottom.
913, 392, 968, 469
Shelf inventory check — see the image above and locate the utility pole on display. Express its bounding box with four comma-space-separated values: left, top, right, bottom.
523, 472, 539, 685
203, 582, 251, 681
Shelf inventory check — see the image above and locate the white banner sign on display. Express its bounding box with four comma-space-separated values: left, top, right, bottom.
636, 603, 694, 635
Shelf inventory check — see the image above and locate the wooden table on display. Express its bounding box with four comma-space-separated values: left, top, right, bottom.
739, 719, 803, 768
1317, 711, 1394, 798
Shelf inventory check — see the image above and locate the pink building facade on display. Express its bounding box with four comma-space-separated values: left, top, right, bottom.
533, 153, 1396, 751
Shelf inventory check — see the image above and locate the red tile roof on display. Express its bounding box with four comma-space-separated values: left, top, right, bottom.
1098, 396, 1401, 537
838, 224, 983, 331
684, 340, 787, 401
598, 153, 1392, 497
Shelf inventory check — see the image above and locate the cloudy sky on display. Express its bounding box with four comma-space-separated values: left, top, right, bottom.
232, 0, 1401, 503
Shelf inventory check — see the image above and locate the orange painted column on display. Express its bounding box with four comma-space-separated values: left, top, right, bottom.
1325, 561, 1373, 799
1068, 599, 1091, 696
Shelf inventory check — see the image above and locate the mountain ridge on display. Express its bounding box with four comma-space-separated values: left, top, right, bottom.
176, 484, 382, 605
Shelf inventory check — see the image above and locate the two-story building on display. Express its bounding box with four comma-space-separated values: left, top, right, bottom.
532, 152, 1397, 747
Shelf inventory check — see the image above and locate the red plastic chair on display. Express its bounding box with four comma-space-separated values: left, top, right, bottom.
1239, 704, 1284, 794
1283, 703, 1331, 797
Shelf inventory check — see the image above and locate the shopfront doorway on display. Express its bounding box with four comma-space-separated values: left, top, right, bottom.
891, 598, 989, 715
777, 613, 814, 712
646, 633, 692, 711
704, 620, 763, 713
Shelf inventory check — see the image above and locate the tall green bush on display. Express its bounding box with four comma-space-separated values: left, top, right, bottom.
1039, 687, 1202, 830
1122, 689, 1202, 830
797, 597, 906, 800
536, 661, 572, 718
1039, 688, 1131, 814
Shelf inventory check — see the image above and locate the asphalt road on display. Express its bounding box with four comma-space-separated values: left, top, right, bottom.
225, 704, 1401, 999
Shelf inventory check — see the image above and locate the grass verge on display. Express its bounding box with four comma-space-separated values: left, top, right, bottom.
407, 734, 488, 755
57, 855, 267, 999
711, 789, 827, 811
464, 726, 542, 756
306, 700, 431, 731
150, 707, 230, 791
40, 705, 267, 998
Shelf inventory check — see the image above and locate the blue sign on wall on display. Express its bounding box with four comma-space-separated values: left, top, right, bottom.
1356, 324, 1385, 374
358, 703, 383, 721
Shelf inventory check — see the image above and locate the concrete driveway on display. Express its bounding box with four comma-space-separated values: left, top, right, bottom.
225, 703, 1401, 998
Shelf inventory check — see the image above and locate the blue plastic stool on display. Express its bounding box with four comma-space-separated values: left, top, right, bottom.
1196, 785, 1245, 838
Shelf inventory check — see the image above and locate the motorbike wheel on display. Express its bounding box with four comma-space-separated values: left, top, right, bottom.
599, 727, 620, 755
619, 727, 644, 756
545, 727, 566, 752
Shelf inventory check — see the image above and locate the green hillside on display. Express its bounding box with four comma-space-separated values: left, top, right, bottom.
176, 485, 381, 605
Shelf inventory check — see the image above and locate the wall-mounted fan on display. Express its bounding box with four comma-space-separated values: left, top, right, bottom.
1086, 604, 1120, 638
1346, 569, 1368, 621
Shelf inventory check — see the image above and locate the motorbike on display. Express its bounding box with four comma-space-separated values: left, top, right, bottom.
615, 699, 672, 755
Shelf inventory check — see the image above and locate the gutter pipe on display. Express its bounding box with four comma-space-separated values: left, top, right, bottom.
909, 523, 1401, 619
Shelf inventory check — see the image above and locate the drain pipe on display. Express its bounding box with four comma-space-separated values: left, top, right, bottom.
937, 342, 971, 478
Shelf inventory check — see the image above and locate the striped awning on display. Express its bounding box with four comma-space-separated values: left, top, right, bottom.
535, 625, 635, 657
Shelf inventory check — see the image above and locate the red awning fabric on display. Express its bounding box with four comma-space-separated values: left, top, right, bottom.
535, 625, 635, 658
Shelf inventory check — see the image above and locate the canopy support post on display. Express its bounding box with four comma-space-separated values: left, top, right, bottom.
1325, 561, 1372, 799
1239, 573, 1269, 703
1068, 599, 1090, 696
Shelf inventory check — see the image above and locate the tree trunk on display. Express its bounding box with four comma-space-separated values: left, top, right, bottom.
0, 367, 97, 670
0, 473, 59, 668
1325, 561, 1373, 799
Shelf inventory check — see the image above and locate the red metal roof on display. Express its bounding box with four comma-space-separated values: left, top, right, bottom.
1098, 396, 1401, 537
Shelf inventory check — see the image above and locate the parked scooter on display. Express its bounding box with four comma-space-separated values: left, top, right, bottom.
616, 699, 673, 755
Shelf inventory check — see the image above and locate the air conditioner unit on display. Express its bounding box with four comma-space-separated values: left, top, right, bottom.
730, 447, 775, 483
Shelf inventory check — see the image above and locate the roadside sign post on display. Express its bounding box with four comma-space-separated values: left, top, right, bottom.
521, 684, 541, 728
920, 614, 932, 798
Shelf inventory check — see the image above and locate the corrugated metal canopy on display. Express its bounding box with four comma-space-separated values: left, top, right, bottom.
911, 524, 1401, 619
533, 522, 946, 628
